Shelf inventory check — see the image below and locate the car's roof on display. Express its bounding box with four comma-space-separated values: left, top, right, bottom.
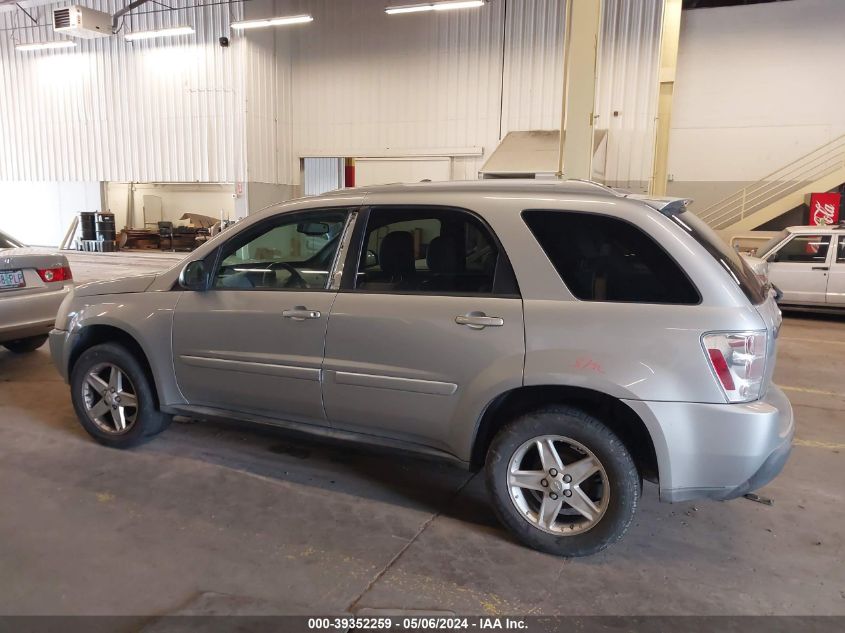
321, 178, 624, 199
786, 224, 845, 234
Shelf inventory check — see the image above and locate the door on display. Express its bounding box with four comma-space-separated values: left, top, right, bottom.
766, 233, 833, 304
172, 208, 351, 425
827, 235, 845, 305
322, 206, 525, 454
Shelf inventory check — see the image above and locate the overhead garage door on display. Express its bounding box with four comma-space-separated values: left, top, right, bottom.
355, 157, 451, 186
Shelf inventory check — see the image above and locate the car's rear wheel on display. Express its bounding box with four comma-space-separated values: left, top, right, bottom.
2, 334, 48, 354
70, 343, 170, 448
486, 406, 640, 557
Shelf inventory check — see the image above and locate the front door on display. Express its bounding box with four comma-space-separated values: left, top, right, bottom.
322, 206, 525, 454
827, 235, 845, 306
172, 208, 351, 425
767, 233, 833, 304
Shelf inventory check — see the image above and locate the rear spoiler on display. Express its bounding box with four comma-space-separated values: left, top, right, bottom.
615, 192, 693, 217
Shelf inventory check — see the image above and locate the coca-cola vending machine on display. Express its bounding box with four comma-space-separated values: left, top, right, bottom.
807, 192, 841, 226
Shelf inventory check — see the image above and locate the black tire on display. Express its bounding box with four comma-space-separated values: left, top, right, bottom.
486, 406, 640, 557
70, 342, 171, 448
3, 334, 48, 353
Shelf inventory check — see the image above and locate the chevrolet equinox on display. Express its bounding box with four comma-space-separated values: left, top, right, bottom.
50, 180, 793, 556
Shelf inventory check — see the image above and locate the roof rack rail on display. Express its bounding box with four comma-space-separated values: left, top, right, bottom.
566, 178, 616, 192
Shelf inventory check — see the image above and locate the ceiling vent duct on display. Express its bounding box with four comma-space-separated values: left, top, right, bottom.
53, 5, 113, 38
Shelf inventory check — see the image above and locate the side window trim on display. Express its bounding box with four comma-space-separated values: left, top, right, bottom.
522, 208, 701, 305
339, 204, 520, 298
773, 234, 832, 264
211, 207, 352, 293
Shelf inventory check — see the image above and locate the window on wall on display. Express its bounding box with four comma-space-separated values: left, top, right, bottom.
522, 210, 700, 304
772, 235, 832, 263
214, 210, 348, 290
355, 207, 514, 296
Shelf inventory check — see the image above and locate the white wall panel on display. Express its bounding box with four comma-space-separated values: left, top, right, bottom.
670, 0, 845, 184
595, 0, 663, 190
303, 157, 341, 195
500, 0, 564, 136
271, 0, 505, 183
0, 181, 100, 246
0, 0, 242, 182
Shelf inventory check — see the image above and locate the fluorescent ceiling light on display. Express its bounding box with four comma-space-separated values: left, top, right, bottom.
386, 0, 485, 14
124, 26, 195, 41
231, 14, 313, 30
16, 41, 76, 52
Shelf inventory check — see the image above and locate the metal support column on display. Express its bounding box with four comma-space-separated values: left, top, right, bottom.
558, 0, 602, 181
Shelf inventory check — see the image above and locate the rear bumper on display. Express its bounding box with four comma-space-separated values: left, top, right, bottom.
0, 284, 71, 344
624, 385, 794, 503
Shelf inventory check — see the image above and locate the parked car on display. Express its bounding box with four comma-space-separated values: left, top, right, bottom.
48, 181, 793, 556
742, 223, 845, 311
0, 230, 73, 353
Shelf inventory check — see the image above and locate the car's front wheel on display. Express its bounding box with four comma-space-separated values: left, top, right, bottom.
486, 406, 640, 557
2, 334, 48, 354
70, 343, 171, 448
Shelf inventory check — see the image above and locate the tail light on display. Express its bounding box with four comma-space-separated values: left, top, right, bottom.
702, 331, 767, 403
37, 266, 73, 283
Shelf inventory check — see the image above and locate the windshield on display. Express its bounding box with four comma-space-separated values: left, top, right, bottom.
669, 211, 768, 305
0, 231, 24, 249
755, 230, 789, 257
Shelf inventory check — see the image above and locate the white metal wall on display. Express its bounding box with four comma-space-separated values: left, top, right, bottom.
303, 157, 341, 195
268, 0, 661, 186
595, 0, 663, 191
0, 0, 663, 188
0, 0, 242, 182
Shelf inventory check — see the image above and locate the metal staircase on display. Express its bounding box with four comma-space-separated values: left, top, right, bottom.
696, 134, 845, 235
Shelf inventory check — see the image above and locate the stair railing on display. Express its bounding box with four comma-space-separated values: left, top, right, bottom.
696, 134, 845, 230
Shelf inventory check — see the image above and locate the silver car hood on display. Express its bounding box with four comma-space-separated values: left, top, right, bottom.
74, 273, 158, 297
0, 247, 67, 270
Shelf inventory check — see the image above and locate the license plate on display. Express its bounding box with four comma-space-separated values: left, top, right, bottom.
0, 270, 25, 290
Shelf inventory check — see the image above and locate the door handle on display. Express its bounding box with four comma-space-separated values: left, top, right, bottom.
282, 306, 321, 320
455, 312, 504, 330
812, 266, 829, 271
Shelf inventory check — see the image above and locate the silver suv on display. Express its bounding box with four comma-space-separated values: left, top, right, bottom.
49, 181, 793, 556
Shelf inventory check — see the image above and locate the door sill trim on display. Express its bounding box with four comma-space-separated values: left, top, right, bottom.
164, 404, 469, 468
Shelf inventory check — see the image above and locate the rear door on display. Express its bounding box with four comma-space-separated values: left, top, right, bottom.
172, 208, 352, 425
766, 233, 833, 304
827, 234, 845, 306
321, 206, 524, 454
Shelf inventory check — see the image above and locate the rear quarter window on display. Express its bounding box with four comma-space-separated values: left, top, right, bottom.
522, 210, 700, 305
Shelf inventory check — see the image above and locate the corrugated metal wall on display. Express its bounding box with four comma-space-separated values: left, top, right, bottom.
0, 0, 663, 187
271, 0, 661, 185
595, 0, 663, 190
0, 0, 241, 182
303, 157, 341, 195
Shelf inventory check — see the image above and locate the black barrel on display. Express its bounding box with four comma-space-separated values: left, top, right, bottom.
80, 212, 97, 241
95, 213, 116, 242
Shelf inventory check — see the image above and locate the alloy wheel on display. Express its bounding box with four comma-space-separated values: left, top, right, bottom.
506, 434, 610, 535
80, 363, 139, 435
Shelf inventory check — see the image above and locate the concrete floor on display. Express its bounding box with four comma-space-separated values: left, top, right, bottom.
1, 252, 843, 617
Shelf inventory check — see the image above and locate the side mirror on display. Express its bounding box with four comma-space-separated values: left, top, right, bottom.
179, 260, 208, 291
365, 249, 378, 267
766, 252, 778, 263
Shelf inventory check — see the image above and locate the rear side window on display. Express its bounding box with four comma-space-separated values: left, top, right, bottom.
668, 211, 767, 305
522, 210, 700, 304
